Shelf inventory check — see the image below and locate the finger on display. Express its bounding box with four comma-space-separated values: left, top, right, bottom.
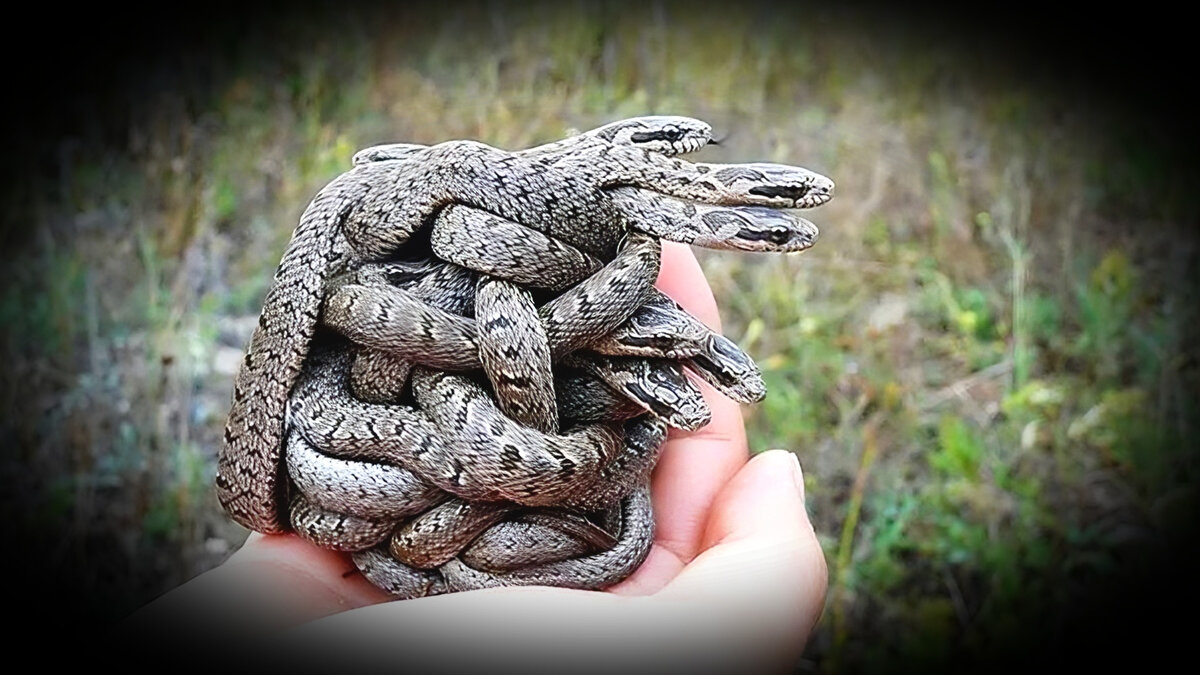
610, 243, 748, 595
611, 379, 747, 595
656, 450, 828, 670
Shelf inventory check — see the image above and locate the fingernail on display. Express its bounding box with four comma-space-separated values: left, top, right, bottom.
765, 448, 805, 498
787, 451, 805, 499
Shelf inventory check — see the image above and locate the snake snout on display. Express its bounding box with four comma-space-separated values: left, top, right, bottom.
796, 221, 819, 250
780, 218, 819, 253
796, 176, 836, 209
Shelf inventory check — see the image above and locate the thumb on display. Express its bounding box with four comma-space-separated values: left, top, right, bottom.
656, 450, 828, 667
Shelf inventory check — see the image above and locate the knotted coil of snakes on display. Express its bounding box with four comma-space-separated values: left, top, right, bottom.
215, 116, 834, 597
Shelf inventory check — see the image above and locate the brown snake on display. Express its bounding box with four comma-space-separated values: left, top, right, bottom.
216, 116, 833, 595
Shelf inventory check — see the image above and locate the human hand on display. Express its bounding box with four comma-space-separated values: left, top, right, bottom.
117, 242, 827, 672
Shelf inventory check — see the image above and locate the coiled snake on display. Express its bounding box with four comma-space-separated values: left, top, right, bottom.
216, 116, 834, 596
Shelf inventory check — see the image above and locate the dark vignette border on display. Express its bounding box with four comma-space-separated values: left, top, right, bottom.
1, 1, 1196, 672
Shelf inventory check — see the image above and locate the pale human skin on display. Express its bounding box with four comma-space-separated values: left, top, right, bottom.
116, 242, 828, 672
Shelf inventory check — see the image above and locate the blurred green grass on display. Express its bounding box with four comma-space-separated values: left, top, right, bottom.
1, 3, 1196, 672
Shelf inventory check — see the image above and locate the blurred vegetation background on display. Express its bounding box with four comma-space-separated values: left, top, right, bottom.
2, 1, 1196, 671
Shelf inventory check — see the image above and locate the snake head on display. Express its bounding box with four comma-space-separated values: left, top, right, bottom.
707, 163, 836, 209
623, 360, 712, 431
601, 296, 709, 359
697, 206, 819, 253
590, 116, 713, 156
690, 333, 766, 404
351, 142, 431, 166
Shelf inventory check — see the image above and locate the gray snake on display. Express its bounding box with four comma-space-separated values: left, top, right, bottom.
216, 116, 833, 595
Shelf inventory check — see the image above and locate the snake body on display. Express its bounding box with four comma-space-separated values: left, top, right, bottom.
218, 116, 833, 594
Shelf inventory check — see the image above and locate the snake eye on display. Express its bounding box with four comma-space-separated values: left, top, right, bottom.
768, 227, 791, 245
664, 126, 683, 141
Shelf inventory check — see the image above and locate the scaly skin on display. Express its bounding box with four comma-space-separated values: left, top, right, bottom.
217, 116, 833, 596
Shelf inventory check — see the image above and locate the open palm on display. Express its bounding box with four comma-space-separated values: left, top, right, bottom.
119, 242, 827, 672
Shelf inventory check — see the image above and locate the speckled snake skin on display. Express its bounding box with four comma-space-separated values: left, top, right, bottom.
216, 116, 834, 596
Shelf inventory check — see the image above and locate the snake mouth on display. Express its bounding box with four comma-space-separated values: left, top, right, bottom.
800, 181, 835, 208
